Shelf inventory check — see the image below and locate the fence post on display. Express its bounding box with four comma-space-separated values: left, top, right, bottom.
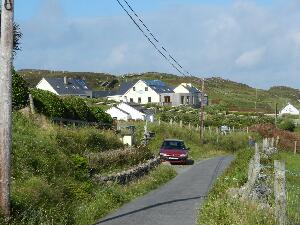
29, 94, 35, 114
188, 123, 191, 130
274, 160, 286, 225
180, 120, 183, 128
276, 136, 280, 148
169, 118, 173, 126
294, 141, 297, 155
246, 127, 249, 133
158, 119, 161, 125
233, 126, 235, 132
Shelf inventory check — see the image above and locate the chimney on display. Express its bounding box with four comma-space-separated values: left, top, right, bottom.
64, 76, 68, 85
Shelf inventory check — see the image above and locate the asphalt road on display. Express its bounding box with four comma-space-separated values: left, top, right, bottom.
97, 155, 233, 225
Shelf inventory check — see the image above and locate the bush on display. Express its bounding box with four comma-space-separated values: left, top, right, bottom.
31, 89, 66, 118
90, 106, 113, 124
12, 71, 29, 109
278, 119, 296, 132
62, 96, 95, 121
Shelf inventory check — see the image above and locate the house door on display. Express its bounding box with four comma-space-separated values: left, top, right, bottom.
164, 96, 171, 103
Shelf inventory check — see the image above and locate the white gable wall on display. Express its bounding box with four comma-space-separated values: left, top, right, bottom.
123, 80, 160, 104
105, 107, 131, 121
117, 103, 146, 120
279, 103, 300, 116
173, 85, 189, 94
36, 78, 59, 95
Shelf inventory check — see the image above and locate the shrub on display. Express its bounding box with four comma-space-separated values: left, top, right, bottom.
278, 119, 296, 132
62, 96, 95, 121
90, 106, 113, 124
30, 89, 66, 118
12, 71, 29, 110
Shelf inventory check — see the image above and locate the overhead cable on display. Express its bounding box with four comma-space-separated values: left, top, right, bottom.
116, 0, 190, 77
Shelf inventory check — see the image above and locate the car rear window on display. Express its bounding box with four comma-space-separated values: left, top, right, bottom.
161, 141, 186, 150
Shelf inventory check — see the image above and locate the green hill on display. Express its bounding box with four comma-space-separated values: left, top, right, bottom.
18, 69, 300, 113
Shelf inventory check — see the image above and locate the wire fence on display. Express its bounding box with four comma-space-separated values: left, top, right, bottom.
261, 164, 300, 225
51, 117, 115, 130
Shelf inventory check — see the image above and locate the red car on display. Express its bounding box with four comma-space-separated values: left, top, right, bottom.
159, 139, 189, 164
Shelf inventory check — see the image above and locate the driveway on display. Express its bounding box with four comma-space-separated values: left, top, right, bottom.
97, 155, 233, 225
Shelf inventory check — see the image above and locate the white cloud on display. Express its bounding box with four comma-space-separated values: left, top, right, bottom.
235, 47, 266, 68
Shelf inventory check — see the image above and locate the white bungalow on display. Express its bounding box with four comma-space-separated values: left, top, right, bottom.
279, 103, 300, 116
105, 106, 131, 121
105, 103, 154, 122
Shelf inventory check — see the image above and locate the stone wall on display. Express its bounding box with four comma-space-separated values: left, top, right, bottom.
93, 157, 161, 185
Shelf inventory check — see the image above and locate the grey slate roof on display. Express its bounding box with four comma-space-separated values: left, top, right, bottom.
117, 81, 136, 95
184, 85, 200, 94
92, 90, 117, 98
44, 77, 91, 96
143, 80, 174, 93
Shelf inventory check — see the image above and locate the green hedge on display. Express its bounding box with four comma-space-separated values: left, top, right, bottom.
62, 96, 95, 121
30, 89, 66, 118
12, 71, 29, 110
90, 106, 112, 124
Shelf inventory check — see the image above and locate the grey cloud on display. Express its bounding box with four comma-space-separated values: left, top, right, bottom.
14, 0, 300, 89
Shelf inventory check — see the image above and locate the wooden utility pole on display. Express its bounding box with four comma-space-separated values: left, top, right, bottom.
275, 103, 278, 127
200, 78, 205, 142
0, 0, 14, 217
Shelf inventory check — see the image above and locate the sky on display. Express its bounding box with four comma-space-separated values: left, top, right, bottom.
13, 0, 300, 89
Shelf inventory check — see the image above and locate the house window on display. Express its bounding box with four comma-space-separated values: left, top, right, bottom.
130, 98, 133, 102
138, 97, 142, 103
148, 97, 151, 103
133, 87, 136, 91
145, 87, 148, 91
181, 96, 184, 104
164, 96, 171, 103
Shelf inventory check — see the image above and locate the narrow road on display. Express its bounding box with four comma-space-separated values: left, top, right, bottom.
97, 155, 233, 225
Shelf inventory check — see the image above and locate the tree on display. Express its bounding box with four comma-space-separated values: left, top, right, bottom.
0, 9, 22, 56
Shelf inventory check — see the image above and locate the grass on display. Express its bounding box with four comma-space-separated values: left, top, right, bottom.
128, 120, 253, 161
197, 148, 276, 225
2, 112, 176, 224
197, 147, 300, 225
276, 152, 300, 224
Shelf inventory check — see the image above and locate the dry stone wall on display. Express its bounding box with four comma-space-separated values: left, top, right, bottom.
93, 157, 161, 185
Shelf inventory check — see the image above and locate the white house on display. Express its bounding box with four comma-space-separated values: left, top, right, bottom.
106, 103, 154, 122
36, 77, 92, 98
279, 103, 300, 116
99, 79, 208, 107
122, 80, 174, 106
105, 106, 131, 121
173, 83, 207, 106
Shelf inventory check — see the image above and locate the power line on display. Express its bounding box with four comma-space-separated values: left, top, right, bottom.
116, 0, 190, 77
121, 0, 192, 77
